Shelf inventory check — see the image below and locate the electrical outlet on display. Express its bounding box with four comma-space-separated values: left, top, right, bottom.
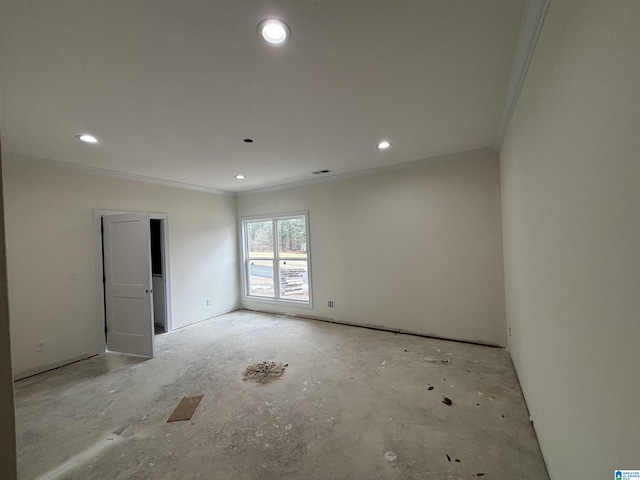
36, 341, 45, 352
328, 300, 334, 307
508, 327, 512, 337
206, 298, 212, 306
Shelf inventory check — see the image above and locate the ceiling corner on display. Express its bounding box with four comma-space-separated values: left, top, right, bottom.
494, 0, 550, 151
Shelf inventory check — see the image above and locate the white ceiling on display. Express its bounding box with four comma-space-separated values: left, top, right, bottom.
0, 1, 527, 193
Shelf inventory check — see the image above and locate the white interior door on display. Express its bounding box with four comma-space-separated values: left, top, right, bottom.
103, 212, 154, 357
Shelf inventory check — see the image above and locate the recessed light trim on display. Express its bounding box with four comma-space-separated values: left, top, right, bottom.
77, 134, 98, 144
377, 141, 391, 150
258, 19, 290, 46
235, 174, 246, 180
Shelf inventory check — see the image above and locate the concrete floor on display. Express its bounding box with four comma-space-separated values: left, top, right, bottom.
14, 310, 549, 479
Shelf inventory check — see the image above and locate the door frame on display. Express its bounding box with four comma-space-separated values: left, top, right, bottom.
93, 209, 174, 355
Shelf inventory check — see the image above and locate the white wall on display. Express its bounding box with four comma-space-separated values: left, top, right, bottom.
500, 1, 640, 478
3, 154, 240, 378
0, 148, 17, 479
237, 151, 507, 346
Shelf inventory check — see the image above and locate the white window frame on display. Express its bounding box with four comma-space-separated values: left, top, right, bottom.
240, 211, 313, 308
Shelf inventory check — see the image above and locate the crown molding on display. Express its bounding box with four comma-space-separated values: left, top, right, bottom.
4, 152, 235, 196
494, 0, 550, 150
6, 146, 498, 199
236, 147, 497, 196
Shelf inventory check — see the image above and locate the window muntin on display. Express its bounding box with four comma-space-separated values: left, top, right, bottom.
243, 213, 311, 305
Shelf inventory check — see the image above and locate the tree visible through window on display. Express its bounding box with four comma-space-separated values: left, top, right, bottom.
242, 213, 311, 304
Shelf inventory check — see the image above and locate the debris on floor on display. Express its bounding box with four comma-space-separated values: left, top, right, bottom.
242, 361, 287, 384
167, 395, 203, 422
422, 357, 451, 364
446, 454, 451, 462
442, 396, 453, 406
455, 458, 461, 463
428, 386, 434, 391
475, 473, 486, 477
112, 424, 129, 436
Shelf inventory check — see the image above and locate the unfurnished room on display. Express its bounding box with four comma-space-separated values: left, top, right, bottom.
0, 1, 638, 479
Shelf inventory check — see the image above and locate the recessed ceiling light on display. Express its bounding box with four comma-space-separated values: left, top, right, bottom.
377, 141, 391, 150
258, 19, 290, 46
77, 134, 98, 144
235, 174, 246, 180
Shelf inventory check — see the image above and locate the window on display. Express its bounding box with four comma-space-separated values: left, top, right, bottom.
241, 213, 311, 306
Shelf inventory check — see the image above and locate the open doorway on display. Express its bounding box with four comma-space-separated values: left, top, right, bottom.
148, 213, 172, 335
94, 210, 173, 357
150, 218, 167, 334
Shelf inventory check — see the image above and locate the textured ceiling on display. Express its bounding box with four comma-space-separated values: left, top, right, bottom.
0, 0, 527, 193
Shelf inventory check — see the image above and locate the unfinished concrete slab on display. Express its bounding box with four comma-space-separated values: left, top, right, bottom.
14, 310, 549, 479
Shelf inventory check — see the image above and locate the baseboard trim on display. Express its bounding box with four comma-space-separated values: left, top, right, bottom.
240, 307, 503, 348
14, 354, 97, 381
